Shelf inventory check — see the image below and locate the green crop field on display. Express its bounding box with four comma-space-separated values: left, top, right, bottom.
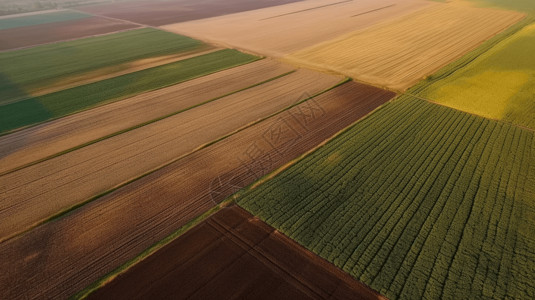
237, 97, 535, 300
0, 49, 258, 133
411, 20, 535, 131
467, 0, 535, 15
0, 10, 90, 30
0, 28, 208, 103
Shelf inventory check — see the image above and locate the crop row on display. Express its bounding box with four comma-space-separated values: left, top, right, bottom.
238, 96, 535, 299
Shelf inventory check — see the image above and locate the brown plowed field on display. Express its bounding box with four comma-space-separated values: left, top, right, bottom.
0, 81, 394, 299
0, 69, 341, 241
78, 0, 304, 26
285, 3, 525, 90
161, 0, 430, 56
88, 206, 386, 300
0, 16, 139, 51
0, 59, 293, 175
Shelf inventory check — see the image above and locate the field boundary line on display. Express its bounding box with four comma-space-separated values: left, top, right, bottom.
403, 92, 535, 133
0, 26, 144, 54
72, 203, 228, 300
260, 0, 353, 20
0, 70, 294, 177
350, 4, 396, 17
0, 52, 263, 137
0, 77, 349, 245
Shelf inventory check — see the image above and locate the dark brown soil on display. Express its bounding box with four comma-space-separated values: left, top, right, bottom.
0, 16, 139, 51
88, 206, 386, 300
77, 0, 304, 26
0, 81, 394, 299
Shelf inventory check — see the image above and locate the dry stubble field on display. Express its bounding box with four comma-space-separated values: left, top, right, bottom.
285, 2, 524, 90
0, 16, 139, 51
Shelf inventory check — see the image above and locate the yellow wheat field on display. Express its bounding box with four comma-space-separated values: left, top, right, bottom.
284, 3, 524, 90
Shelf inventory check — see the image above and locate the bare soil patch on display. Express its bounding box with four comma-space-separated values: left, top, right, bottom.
0, 16, 139, 51
88, 206, 386, 300
0, 59, 290, 174
0, 69, 341, 242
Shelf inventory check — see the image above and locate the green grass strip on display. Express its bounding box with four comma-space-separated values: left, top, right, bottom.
0, 10, 90, 30
0, 49, 259, 133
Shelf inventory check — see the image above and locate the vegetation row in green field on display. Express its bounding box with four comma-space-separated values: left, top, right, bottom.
238, 96, 535, 300
0, 10, 90, 30
0, 49, 258, 133
0, 28, 207, 103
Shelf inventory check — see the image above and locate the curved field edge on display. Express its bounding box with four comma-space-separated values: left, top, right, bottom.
236, 96, 535, 299
0, 49, 260, 134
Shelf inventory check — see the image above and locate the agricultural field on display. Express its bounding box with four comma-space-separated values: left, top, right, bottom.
0, 10, 89, 29
0, 59, 293, 174
87, 206, 384, 300
0, 15, 140, 51
0, 28, 210, 103
162, 0, 430, 57
1, 0, 533, 299
284, 2, 524, 90
0, 49, 257, 133
237, 97, 535, 299
0, 80, 394, 299
0, 69, 341, 242
410, 19, 535, 130
78, 0, 305, 26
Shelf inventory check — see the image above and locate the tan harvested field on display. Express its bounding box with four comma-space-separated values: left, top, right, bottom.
0, 16, 139, 51
161, 0, 431, 57
0, 59, 292, 174
78, 0, 304, 26
0, 69, 341, 241
0, 81, 394, 299
285, 3, 525, 90
88, 206, 386, 300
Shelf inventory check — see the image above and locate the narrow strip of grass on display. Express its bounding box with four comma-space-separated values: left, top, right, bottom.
0, 49, 259, 133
